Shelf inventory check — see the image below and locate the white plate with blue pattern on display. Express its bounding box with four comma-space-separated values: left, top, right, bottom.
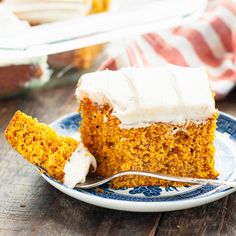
41, 112, 236, 212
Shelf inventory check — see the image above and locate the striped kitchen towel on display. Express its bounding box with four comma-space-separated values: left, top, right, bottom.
100, 0, 236, 99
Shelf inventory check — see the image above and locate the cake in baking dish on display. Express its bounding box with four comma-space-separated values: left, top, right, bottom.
76, 65, 219, 188
1, 0, 110, 70
0, 6, 50, 98
46, 0, 110, 70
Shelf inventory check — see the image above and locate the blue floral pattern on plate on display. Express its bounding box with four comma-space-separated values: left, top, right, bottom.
129, 186, 163, 197
45, 112, 236, 203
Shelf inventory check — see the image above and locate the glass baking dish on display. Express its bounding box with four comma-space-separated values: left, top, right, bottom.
0, 0, 207, 99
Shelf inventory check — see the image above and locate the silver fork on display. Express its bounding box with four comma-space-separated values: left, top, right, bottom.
75, 170, 236, 189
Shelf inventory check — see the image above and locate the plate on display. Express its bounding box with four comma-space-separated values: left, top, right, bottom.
41, 112, 236, 212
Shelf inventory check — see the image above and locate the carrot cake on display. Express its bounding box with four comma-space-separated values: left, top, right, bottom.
0, 6, 50, 98
5, 111, 96, 188
2, 0, 110, 70
76, 65, 219, 188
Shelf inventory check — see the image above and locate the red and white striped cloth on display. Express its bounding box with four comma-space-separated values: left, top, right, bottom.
100, 0, 236, 99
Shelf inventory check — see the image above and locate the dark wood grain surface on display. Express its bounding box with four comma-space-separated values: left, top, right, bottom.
0, 84, 236, 236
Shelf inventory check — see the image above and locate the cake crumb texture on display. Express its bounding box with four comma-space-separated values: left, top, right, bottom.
4, 111, 79, 182
80, 98, 219, 188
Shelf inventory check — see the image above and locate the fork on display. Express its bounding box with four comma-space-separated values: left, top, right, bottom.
75, 170, 236, 189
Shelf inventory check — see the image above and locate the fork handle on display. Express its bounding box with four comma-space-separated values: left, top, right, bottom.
111, 171, 236, 188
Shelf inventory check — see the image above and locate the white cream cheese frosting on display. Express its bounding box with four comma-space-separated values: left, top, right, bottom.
76, 65, 216, 128
63, 143, 97, 188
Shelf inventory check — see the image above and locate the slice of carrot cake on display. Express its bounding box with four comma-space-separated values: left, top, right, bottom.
76, 65, 219, 188
5, 111, 96, 188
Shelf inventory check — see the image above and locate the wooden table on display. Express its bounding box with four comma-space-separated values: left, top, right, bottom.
0, 83, 236, 236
